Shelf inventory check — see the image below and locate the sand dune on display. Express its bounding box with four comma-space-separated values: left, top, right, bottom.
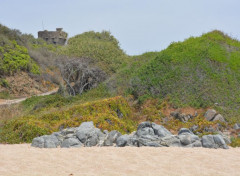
0, 144, 239, 176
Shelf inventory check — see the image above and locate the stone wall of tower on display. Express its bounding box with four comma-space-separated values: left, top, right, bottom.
38, 28, 68, 45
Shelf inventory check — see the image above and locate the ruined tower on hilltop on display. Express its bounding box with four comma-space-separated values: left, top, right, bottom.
38, 28, 68, 45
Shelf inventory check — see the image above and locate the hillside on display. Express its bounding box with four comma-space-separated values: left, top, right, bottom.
0, 28, 240, 147
0, 24, 59, 98
110, 30, 240, 122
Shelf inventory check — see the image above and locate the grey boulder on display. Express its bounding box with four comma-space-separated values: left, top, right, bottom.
204, 109, 225, 122
60, 138, 83, 148
76, 122, 104, 147
217, 131, 231, 144
116, 135, 130, 147
32, 135, 60, 148
31, 137, 45, 148
43, 135, 60, 148
212, 114, 225, 122
136, 122, 172, 138
204, 109, 217, 121
136, 135, 161, 147
104, 130, 122, 146
134, 122, 172, 147
178, 128, 194, 135
152, 123, 172, 138
160, 135, 182, 147
178, 128, 200, 147
170, 111, 193, 122
202, 134, 229, 149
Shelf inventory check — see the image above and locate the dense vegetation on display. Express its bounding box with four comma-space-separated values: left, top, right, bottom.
122, 31, 240, 121
0, 96, 136, 143
0, 25, 239, 146
61, 31, 129, 74
0, 24, 65, 99
0, 25, 40, 75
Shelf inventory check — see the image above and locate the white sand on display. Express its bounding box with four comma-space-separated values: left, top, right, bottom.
0, 144, 239, 176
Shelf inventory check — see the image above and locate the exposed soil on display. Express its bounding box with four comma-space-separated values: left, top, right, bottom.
0, 71, 56, 98
161, 103, 205, 117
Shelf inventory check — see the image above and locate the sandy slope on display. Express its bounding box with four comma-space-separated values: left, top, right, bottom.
0, 144, 239, 176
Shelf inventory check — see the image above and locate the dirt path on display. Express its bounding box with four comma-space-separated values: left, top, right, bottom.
0, 89, 58, 106
0, 144, 239, 176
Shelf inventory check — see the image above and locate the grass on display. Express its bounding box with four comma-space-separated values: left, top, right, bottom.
0, 91, 11, 99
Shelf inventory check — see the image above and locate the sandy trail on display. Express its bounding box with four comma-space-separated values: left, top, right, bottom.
0, 144, 239, 176
0, 89, 58, 106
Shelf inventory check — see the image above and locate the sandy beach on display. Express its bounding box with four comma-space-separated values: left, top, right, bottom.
0, 144, 239, 176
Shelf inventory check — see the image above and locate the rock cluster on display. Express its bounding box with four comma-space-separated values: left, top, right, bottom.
170, 111, 196, 122
32, 121, 229, 149
204, 109, 225, 122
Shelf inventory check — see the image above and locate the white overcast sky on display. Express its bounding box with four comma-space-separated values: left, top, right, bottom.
0, 0, 239, 55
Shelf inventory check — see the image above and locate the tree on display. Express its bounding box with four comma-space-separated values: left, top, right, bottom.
59, 58, 106, 96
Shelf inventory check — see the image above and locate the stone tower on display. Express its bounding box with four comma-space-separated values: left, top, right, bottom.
38, 28, 68, 45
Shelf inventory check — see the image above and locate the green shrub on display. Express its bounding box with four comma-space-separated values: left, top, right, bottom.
61, 31, 129, 74
230, 137, 240, 148
0, 40, 40, 75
